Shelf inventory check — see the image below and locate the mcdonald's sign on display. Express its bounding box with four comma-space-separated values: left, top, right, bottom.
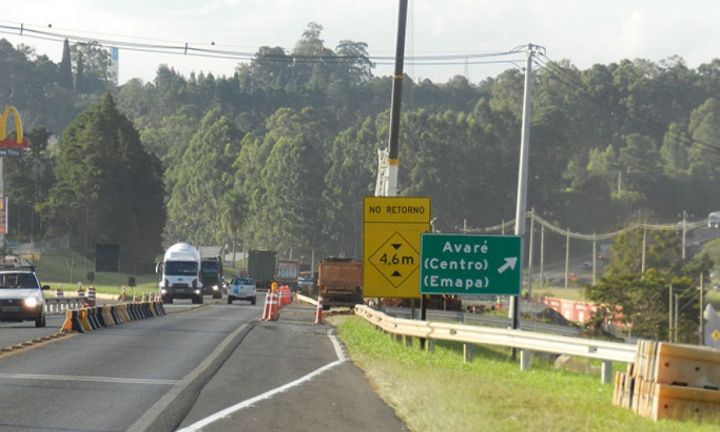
0, 105, 30, 156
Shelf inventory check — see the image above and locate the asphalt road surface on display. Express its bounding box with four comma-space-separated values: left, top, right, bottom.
0, 296, 407, 432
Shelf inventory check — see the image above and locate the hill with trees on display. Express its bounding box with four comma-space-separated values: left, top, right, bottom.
3, 23, 720, 266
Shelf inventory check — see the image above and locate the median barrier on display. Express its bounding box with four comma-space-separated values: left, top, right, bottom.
102, 305, 115, 327
78, 309, 92, 332
59, 301, 167, 333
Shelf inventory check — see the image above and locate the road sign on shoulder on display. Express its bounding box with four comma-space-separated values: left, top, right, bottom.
420, 233, 522, 296
364, 196, 430, 224
363, 196, 430, 298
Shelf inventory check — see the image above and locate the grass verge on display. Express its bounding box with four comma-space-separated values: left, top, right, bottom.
331, 315, 716, 432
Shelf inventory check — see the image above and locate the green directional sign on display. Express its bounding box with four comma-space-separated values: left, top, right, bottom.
420, 233, 522, 296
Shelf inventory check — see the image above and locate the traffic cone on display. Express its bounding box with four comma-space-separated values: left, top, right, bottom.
261, 291, 271, 321
277, 289, 284, 310
269, 292, 279, 321
314, 296, 324, 325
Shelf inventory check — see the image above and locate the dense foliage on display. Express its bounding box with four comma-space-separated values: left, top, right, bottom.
37, 94, 165, 271
3, 23, 720, 267
586, 226, 710, 341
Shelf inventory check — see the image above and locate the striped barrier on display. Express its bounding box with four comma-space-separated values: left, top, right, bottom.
60, 301, 167, 333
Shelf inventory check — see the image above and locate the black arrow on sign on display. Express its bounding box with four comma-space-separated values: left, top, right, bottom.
391, 271, 402, 277
392, 244, 401, 250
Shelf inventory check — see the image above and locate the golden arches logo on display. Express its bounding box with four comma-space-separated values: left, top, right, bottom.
0, 105, 30, 150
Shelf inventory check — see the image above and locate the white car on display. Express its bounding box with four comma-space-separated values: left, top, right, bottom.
0, 268, 49, 327
227, 276, 257, 305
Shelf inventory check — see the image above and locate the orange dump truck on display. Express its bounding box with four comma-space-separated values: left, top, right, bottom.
317, 258, 363, 308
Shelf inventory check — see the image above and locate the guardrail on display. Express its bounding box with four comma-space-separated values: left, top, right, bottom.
296, 293, 318, 306
384, 307, 582, 337
355, 305, 637, 383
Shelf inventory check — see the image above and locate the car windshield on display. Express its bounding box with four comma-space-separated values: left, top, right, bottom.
0, 273, 39, 289
165, 261, 198, 276
201, 261, 219, 273
232, 277, 254, 285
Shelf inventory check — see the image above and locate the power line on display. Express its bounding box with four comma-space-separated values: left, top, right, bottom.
0, 22, 525, 66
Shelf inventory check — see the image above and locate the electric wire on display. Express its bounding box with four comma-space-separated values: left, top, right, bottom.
0, 22, 525, 65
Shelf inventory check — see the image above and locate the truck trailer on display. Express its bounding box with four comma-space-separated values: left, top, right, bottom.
317, 258, 363, 308
248, 250, 277, 289
275, 259, 299, 291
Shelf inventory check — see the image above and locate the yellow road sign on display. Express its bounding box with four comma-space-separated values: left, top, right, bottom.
364, 196, 430, 224
363, 196, 430, 298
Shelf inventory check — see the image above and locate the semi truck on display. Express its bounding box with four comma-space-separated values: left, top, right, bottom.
248, 250, 277, 289
200, 257, 223, 299
157, 243, 203, 304
275, 259, 299, 290
317, 258, 363, 308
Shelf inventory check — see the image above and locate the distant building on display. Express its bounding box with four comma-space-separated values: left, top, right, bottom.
109, 47, 119, 85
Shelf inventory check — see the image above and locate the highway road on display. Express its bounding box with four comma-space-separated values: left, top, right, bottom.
0, 295, 406, 432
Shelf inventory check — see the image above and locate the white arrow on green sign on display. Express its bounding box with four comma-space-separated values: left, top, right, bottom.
419, 233, 522, 296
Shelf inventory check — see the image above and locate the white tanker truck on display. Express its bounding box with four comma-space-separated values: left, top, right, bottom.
156, 243, 203, 304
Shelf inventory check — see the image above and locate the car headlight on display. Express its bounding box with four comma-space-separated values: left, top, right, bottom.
24, 297, 38, 308
194, 289, 201, 294
161, 288, 168, 294
212, 285, 219, 291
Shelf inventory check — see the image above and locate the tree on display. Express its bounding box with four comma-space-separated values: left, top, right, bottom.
58, 38, 73, 89
71, 41, 112, 93
249, 107, 327, 253
40, 94, 164, 271
165, 109, 241, 245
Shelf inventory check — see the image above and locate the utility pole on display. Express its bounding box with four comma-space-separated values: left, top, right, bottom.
682, 210, 687, 260
527, 209, 535, 298
510, 45, 536, 370
668, 284, 674, 342
539, 224, 545, 287
564, 228, 570, 289
674, 292, 680, 343
509, 44, 535, 304
592, 234, 597, 286
700, 273, 705, 345
641, 222, 647, 274
384, 0, 409, 197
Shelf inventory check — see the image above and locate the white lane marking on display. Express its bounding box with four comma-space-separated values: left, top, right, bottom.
0, 372, 179, 385
178, 331, 347, 432
328, 329, 347, 361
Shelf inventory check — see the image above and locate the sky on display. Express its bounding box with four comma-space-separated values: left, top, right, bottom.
1, 0, 720, 85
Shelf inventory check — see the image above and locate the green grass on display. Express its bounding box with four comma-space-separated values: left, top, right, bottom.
31, 249, 158, 296
332, 315, 716, 432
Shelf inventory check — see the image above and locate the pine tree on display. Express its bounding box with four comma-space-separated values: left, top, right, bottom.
58, 38, 73, 89
40, 93, 165, 271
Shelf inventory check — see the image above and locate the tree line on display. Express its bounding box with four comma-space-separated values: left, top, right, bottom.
2, 23, 720, 280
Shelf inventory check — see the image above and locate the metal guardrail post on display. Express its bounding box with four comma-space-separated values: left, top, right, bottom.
463, 343, 474, 363
520, 350, 531, 371
601, 361, 613, 384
